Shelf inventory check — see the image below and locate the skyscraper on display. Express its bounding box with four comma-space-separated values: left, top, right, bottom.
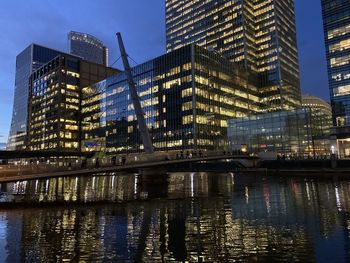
321, 0, 350, 157
165, 0, 301, 111
28, 54, 118, 152
82, 45, 260, 153
68, 31, 108, 66
7, 44, 63, 150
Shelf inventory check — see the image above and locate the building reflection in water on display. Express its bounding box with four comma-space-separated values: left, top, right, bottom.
0, 173, 349, 262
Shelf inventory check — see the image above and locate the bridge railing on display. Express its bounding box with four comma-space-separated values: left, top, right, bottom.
0, 150, 249, 176
0, 162, 86, 176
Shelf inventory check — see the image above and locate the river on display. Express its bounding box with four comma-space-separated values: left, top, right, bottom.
0, 172, 348, 262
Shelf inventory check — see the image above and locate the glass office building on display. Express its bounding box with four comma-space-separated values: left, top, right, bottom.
228, 101, 333, 157
321, 0, 350, 157
302, 95, 332, 136
7, 44, 63, 150
82, 44, 261, 153
227, 108, 314, 156
28, 54, 118, 152
68, 31, 108, 66
302, 95, 333, 155
166, 0, 301, 111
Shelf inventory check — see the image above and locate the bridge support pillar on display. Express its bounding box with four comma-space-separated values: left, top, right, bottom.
138, 166, 166, 177
138, 166, 168, 198
331, 154, 337, 169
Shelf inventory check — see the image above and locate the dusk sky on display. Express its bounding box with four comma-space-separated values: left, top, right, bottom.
0, 0, 328, 144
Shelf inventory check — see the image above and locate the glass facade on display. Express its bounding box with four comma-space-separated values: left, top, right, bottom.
68, 31, 108, 66
322, 0, 350, 127
29, 55, 81, 151
227, 108, 314, 156
302, 95, 332, 136
7, 44, 63, 150
302, 95, 333, 155
321, 0, 350, 157
28, 54, 118, 152
166, 0, 301, 111
82, 44, 261, 153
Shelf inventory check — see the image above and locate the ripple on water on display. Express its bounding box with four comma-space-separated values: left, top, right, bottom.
0, 173, 348, 262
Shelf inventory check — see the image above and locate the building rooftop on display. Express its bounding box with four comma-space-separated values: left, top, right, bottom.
302, 94, 332, 113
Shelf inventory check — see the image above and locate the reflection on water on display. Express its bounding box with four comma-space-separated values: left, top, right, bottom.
0, 172, 233, 203
0, 173, 349, 262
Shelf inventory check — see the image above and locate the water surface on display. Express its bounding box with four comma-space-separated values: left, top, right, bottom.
0, 172, 349, 262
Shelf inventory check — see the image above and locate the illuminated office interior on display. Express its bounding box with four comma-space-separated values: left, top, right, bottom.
81, 45, 261, 153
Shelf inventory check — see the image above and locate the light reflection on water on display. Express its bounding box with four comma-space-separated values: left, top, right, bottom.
0, 172, 349, 262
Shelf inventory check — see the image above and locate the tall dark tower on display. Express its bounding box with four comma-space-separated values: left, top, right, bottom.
165, 0, 301, 111
7, 44, 63, 150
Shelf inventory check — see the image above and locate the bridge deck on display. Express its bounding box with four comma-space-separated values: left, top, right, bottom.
0, 150, 93, 159
0, 155, 255, 183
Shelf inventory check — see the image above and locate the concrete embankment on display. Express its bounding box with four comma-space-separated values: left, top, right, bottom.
168, 160, 350, 178
259, 159, 350, 176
